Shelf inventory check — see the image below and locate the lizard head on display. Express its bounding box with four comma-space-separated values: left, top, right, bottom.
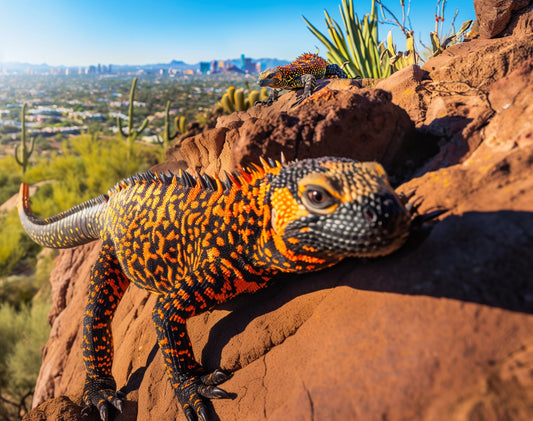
265, 157, 411, 271
257, 67, 285, 89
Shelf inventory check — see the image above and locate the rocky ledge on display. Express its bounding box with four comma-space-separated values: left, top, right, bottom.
25, 1, 533, 420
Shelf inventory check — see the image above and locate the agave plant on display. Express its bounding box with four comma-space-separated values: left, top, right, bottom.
375, 0, 419, 71
384, 29, 417, 72
304, 0, 405, 79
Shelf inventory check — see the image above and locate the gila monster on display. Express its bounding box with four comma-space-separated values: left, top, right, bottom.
19, 156, 412, 421
257, 53, 348, 105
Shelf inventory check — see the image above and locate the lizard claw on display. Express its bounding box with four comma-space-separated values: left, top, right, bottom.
98, 403, 108, 421
291, 89, 315, 108
176, 369, 232, 421
82, 374, 123, 421
201, 368, 231, 385
197, 406, 209, 421
256, 89, 280, 106
184, 406, 197, 421
290, 96, 307, 107
198, 385, 231, 399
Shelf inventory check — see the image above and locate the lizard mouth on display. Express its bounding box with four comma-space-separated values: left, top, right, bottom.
257, 77, 281, 88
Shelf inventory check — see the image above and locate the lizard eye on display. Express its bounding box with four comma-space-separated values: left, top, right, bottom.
302, 185, 337, 213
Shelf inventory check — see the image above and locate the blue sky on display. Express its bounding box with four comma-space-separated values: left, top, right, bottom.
0, 0, 475, 66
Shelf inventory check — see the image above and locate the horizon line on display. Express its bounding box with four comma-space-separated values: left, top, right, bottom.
0, 56, 289, 68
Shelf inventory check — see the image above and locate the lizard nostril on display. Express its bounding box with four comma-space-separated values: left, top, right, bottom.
363, 205, 377, 223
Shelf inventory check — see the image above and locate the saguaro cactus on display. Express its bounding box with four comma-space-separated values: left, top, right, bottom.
15, 103, 36, 174
117, 77, 149, 159
219, 86, 270, 114
234, 89, 246, 111
160, 101, 186, 149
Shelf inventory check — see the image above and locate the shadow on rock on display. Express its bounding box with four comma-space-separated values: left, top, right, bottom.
118, 343, 159, 397
202, 210, 533, 369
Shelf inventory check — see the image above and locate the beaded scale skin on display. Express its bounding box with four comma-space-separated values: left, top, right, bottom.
18, 156, 411, 421
257, 53, 348, 105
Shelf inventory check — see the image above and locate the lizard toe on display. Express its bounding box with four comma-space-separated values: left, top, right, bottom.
82, 375, 122, 421
176, 370, 233, 421
198, 385, 231, 399
201, 368, 231, 386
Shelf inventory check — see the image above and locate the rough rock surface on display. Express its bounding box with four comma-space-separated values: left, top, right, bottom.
25, 2, 533, 420
474, 0, 531, 38
167, 79, 431, 182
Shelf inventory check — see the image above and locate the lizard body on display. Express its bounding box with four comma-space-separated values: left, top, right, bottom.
257, 53, 348, 105
19, 157, 411, 421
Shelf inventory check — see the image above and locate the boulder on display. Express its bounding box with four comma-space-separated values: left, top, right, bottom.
474, 0, 531, 38
167, 78, 433, 183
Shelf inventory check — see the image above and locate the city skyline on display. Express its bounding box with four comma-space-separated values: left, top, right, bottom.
0, 0, 475, 67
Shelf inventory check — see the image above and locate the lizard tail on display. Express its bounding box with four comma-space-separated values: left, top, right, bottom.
18, 183, 107, 249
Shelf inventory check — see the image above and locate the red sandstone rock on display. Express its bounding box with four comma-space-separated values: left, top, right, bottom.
232, 84, 421, 178
31, 243, 101, 408
23, 396, 84, 421
504, 2, 533, 36
474, 0, 531, 38
167, 79, 429, 181
421, 35, 533, 89
374, 64, 430, 125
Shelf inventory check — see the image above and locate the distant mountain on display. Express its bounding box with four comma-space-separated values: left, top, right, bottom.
0, 57, 290, 74
1, 62, 54, 72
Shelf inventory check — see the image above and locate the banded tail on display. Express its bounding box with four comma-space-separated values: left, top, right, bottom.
325, 64, 348, 79
18, 183, 108, 249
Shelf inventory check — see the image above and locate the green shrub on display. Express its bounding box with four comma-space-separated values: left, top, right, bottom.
0, 249, 54, 418
23, 134, 154, 216
5, 299, 50, 397
0, 298, 50, 418
0, 210, 40, 277
0, 171, 21, 205
0, 133, 158, 278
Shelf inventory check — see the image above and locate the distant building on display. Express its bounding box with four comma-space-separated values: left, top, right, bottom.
239, 54, 259, 74
243, 58, 255, 74
199, 62, 210, 74
225, 65, 245, 74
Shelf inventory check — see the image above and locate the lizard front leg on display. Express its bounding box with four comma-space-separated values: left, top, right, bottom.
81, 240, 130, 421
292, 73, 317, 106
152, 288, 231, 421
257, 88, 280, 106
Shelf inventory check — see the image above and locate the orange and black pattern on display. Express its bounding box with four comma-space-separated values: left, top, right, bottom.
257, 53, 348, 103
18, 156, 411, 421
18, 183, 107, 248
